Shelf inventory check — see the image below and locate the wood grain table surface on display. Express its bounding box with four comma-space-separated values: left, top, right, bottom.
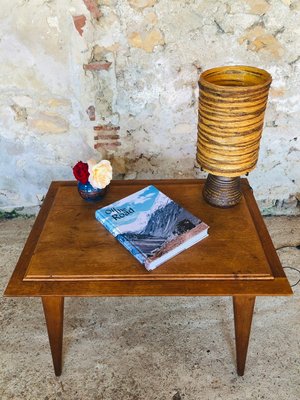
4, 179, 292, 376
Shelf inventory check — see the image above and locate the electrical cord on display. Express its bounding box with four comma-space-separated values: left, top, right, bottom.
283, 267, 300, 287
276, 245, 300, 287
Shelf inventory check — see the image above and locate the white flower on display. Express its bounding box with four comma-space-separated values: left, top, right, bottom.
88, 159, 112, 189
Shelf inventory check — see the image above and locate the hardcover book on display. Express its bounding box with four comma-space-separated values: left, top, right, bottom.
95, 185, 209, 271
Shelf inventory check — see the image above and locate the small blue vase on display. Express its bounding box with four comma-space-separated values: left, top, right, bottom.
77, 181, 108, 202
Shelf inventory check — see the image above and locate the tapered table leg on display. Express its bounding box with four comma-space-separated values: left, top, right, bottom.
42, 296, 64, 376
233, 296, 255, 376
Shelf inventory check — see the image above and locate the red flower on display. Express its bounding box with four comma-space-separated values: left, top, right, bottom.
72, 161, 90, 184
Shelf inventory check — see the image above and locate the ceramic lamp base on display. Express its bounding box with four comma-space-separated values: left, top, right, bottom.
203, 174, 242, 208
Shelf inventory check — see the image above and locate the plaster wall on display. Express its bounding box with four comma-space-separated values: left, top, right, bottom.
0, 0, 299, 214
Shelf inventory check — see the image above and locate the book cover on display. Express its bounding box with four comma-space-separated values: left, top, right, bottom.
95, 185, 209, 271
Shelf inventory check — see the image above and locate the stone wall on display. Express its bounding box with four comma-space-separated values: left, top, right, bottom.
0, 0, 299, 215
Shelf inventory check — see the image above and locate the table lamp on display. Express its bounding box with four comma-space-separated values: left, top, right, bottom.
197, 65, 272, 208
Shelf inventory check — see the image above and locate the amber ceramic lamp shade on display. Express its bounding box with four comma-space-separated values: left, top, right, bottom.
197, 65, 272, 208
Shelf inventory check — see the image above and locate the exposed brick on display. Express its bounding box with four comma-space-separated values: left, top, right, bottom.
94, 124, 121, 151
94, 134, 120, 140
72, 15, 86, 36
83, 62, 112, 71
86, 105, 96, 121
94, 143, 121, 150
83, 0, 102, 20
94, 125, 120, 131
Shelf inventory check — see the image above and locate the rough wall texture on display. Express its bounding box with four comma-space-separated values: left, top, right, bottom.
0, 0, 299, 215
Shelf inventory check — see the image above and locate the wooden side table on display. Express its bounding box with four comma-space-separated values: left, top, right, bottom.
4, 179, 292, 376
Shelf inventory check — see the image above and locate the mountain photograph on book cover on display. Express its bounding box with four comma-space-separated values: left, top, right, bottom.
96, 186, 208, 270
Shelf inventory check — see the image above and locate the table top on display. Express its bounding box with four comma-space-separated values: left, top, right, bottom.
4, 179, 292, 297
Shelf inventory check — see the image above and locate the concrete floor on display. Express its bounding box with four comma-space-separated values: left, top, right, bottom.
0, 216, 299, 400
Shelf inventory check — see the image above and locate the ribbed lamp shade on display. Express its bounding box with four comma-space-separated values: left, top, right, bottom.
197, 66, 272, 207
197, 66, 272, 177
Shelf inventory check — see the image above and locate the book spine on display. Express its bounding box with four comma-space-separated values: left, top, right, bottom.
95, 211, 118, 237
96, 211, 148, 266
115, 234, 147, 266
